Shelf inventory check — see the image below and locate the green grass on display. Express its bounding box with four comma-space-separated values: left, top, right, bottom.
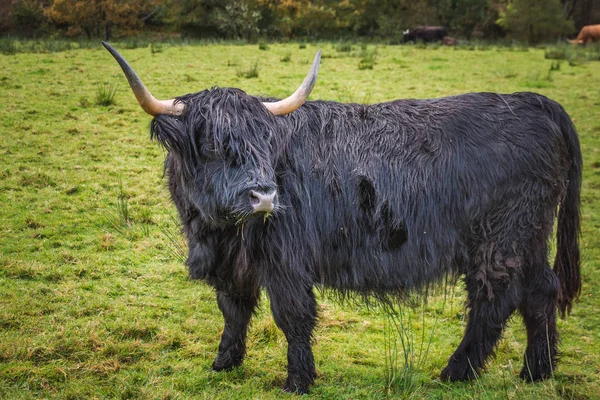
1, 42, 600, 399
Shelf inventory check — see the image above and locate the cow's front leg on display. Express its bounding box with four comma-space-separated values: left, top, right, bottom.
267, 283, 317, 394
212, 291, 259, 371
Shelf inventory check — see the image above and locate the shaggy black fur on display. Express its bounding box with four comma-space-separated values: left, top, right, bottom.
403, 26, 448, 43
149, 88, 582, 394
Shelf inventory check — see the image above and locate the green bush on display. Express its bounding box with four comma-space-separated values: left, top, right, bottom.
497, 0, 574, 45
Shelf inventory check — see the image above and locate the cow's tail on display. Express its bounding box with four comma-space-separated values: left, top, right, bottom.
553, 106, 582, 317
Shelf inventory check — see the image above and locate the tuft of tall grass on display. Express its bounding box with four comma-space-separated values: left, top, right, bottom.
522, 68, 555, 89
495, 63, 518, 79
280, 53, 292, 63
358, 48, 377, 70
158, 212, 187, 264
336, 42, 353, 53
385, 308, 418, 395
383, 302, 439, 396
358, 57, 375, 70
545, 46, 570, 60
79, 96, 91, 108
116, 179, 131, 227
150, 42, 163, 54
95, 81, 118, 106
258, 41, 269, 51
236, 60, 260, 78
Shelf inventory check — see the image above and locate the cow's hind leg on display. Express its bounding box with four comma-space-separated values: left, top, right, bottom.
441, 257, 522, 381
519, 260, 559, 381
212, 291, 259, 371
267, 283, 317, 394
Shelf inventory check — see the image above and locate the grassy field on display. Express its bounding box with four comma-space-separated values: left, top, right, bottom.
1, 41, 599, 399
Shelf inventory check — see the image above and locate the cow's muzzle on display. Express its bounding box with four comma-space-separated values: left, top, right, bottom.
249, 189, 278, 213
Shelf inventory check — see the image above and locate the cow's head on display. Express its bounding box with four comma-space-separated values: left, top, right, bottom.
102, 42, 321, 225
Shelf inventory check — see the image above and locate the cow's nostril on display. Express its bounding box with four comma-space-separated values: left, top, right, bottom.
249, 190, 277, 213
249, 191, 261, 206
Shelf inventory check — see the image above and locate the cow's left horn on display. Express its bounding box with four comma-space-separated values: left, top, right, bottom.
262, 50, 321, 116
102, 42, 184, 116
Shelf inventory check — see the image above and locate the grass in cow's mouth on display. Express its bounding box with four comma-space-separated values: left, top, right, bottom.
262, 211, 273, 223
0, 41, 599, 400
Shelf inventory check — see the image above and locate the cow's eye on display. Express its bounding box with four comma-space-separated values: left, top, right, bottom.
222, 147, 244, 167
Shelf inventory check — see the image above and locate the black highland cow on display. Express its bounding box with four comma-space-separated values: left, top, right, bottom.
403, 26, 448, 43
103, 42, 582, 394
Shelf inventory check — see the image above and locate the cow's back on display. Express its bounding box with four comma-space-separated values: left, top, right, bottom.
266, 92, 571, 294
576, 24, 600, 43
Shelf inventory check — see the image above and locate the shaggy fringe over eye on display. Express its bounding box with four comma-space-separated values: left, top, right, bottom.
154, 88, 284, 173
151, 100, 200, 180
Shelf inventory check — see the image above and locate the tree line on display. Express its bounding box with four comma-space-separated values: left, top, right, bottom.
0, 0, 597, 44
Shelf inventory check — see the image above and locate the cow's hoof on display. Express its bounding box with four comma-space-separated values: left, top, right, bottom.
519, 366, 552, 382
440, 360, 479, 382
282, 377, 310, 395
211, 352, 243, 372
282, 384, 309, 395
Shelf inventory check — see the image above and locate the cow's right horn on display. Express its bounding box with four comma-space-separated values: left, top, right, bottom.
102, 42, 184, 117
262, 50, 321, 116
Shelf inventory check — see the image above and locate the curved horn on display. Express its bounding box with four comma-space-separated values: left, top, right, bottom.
262, 50, 321, 116
102, 41, 184, 116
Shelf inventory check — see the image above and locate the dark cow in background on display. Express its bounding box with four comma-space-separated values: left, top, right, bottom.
403, 26, 448, 43
103, 42, 582, 394
569, 24, 600, 44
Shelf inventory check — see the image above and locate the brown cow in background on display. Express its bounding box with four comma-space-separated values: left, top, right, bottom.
569, 24, 600, 44
442, 36, 457, 46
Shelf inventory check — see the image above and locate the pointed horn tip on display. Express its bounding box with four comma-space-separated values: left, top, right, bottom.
262, 50, 321, 116
101, 41, 122, 61
304, 50, 321, 86
314, 50, 322, 66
